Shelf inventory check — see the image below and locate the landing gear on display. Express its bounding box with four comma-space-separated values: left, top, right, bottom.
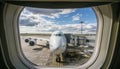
56, 55, 61, 62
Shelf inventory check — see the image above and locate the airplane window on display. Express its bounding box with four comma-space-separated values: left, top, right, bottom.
19, 7, 97, 67
55, 34, 62, 36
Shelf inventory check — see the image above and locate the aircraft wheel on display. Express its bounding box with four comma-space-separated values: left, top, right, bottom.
56, 56, 61, 62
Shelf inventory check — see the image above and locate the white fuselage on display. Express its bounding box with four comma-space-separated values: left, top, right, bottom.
49, 31, 67, 55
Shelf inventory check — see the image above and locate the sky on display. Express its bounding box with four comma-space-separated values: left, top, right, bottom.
19, 7, 97, 34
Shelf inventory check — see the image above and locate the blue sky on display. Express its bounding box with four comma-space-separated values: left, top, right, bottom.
19, 7, 97, 34
43, 8, 96, 25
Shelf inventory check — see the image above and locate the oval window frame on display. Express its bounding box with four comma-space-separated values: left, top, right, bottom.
2, 4, 114, 69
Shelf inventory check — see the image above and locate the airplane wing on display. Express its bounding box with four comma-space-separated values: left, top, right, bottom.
24, 37, 50, 48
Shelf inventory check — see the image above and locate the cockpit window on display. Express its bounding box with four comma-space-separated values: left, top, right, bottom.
54, 34, 62, 36
19, 7, 97, 67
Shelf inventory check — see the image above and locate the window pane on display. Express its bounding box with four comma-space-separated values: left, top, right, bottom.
19, 7, 97, 67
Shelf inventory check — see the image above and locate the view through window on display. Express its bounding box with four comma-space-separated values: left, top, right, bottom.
19, 7, 97, 67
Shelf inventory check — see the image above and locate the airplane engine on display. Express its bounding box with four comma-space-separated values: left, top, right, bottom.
25, 39, 29, 43
25, 38, 31, 43
29, 39, 37, 46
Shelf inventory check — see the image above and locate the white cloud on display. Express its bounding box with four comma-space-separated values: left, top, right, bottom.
59, 9, 76, 14
25, 7, 76, 19
19, 9, 55, 26
20, 23, 97, 34
72, 13, 82, 21
72, 16, 80, 21
52, 9, 76, 18
19, 26, 38, 33
19, 8, 76, 26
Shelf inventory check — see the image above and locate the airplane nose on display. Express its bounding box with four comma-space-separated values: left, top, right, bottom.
52, 45, 61, 52
50, 45, 59, 51
55, 45, 61, 50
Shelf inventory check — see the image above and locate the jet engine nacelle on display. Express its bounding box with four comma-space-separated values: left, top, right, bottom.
25, 38, 31, 43
29, 39, 37, 46
29, 41, 35, 46
24, 38, 37, 46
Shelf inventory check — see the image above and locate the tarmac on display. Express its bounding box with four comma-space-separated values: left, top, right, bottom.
20, 35, 91, 67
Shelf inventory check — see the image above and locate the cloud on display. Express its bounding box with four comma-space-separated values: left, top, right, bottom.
19, 7, 76, 27
19, 8, 55, 26
59, 9, 76, 14
25, 7, 76, 19
20, 22, 97, 34
72, 13, 82, 21
19, 19, 39, 26
19, 7, 97, 34
72, 16, 80, 21
25, 7, 61, 15
19, 26, 37, 33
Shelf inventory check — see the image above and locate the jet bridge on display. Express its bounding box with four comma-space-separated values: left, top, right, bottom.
63, 34, 93, 62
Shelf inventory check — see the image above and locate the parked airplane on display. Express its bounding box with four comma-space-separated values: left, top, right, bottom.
24, 31, 67, 62
24, 30, 94, 63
